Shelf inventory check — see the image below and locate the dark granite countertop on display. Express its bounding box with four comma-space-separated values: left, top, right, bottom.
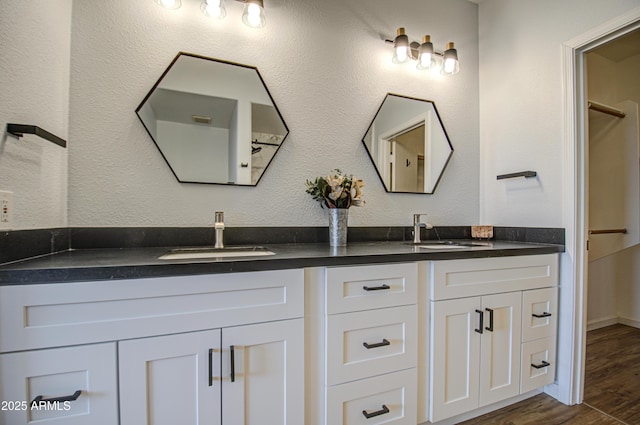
0, 240, 564, 285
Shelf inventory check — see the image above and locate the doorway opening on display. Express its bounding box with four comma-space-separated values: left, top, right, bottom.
582, 28, 640, 422
563, 7, 640, 408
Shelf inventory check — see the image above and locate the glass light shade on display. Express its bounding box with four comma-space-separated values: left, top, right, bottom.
202, 0, 226, 19
155, 0, 181, 9
417, 36, 436, 70
242, 0, 266, 28
392, 28, 411, 64
441, 42, 460, 75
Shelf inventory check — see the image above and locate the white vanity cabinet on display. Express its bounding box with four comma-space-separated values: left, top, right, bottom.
306, 263, 419, 425
425, 254, 559, 423
0, 269, 304, 425
429, 292, 522, 421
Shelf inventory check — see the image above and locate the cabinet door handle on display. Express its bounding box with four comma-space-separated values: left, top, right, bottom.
485, 308, 494, 332
363, 284, 390, 291
363, 339, 391, 349
532, 312, 552, 318
531, 360, 551, 369
208, 348, 214, 387
230, 345, 236, 382
31, 390, 82, 405
475, 309, 484, 334
362, 404, 390, 419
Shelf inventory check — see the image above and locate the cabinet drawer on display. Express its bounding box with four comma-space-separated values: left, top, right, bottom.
429, 254, 558, 301
0, 343, 118, 425
0, 269, 303, 352
326, 369, 417, 425
325, 263, 417, 314
521, 337, 556, 393
326, 305, 417, 385
522, 288, 558, 342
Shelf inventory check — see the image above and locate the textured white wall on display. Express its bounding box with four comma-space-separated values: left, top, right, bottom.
0, 0, 71, 230
67, 0, 479, 227
478, 0, 640, 227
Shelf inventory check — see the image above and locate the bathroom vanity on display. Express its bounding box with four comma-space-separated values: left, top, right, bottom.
0, 240, 561, 425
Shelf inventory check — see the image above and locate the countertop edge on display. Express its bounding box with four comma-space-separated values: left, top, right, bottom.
0, 243, 564, 285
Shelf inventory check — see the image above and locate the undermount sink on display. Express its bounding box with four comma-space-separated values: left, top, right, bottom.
417, 243, 469, 249
159, 246, 275, 260
413, 241, 491, 249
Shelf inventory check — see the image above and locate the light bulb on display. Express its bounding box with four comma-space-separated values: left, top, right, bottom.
392, 28, 411, 64
417, 36, 436, 70
202, 0, 226, 19
155, 0, 181, 9
242, 0, 266, 28
441, 42, 460, 75
394, 46, 410, 63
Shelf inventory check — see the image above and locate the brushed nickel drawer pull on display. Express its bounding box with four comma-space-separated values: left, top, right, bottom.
363, 339, 391, 349
362, 404, 390, 419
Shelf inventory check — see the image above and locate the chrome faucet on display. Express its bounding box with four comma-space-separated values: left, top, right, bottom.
413, 213, 434, 244
214, 211, 225, 249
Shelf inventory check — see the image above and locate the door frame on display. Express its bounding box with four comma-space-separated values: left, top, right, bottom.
378, 113, 428, 191
561, 6, 640, 405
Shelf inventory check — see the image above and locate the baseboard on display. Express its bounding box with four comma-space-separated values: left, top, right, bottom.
618, 316, 640, 329
587, 316, 619, 331
587, 316, 640, 331
544, 382, 560, 402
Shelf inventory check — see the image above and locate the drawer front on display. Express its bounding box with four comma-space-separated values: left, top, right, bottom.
521, 337, 556, 393
326, 263, 418, 314
522, 287, 558, 342
0, 343, 118, 425
429, 254, 558, 301
326, 369, 417, 425
326, 306, 417, 385
0, 269, 303, 352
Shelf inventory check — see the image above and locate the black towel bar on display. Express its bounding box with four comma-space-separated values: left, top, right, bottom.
6, 124, 67, 148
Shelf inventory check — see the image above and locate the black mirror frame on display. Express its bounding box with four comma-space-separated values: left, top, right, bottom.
136, 52, 290, 186
361, 93, 454, 194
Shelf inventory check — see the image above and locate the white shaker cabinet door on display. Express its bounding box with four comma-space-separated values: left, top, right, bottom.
479, 291, 522, 407
221, 318, 304, 425
119, 329, 222, 425
429, 297, 481, 422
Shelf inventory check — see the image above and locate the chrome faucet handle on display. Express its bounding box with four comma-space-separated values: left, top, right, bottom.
215, 211, 225, 227
214, 211, 225, 249
413, 213, 428, 226
413, 213, 434, 244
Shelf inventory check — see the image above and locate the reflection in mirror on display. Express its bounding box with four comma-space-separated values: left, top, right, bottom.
136, 52, 288, 185
362, 94, 453, 194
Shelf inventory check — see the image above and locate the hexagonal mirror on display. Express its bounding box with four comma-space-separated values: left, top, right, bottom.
136, 52, 288, 185
362, 93, 453, 194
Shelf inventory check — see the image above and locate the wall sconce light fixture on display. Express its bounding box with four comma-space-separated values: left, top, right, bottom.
155, 0, 266, 28
387, 27, 459, 75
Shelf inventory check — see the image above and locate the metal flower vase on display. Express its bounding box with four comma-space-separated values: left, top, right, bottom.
328, 208, 349, 247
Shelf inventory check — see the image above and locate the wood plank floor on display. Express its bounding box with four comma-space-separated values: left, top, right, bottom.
459, 324, 640, 425
584, 324, 640, 424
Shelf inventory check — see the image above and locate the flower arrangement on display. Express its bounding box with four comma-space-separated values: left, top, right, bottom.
305, 169, 365, 209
